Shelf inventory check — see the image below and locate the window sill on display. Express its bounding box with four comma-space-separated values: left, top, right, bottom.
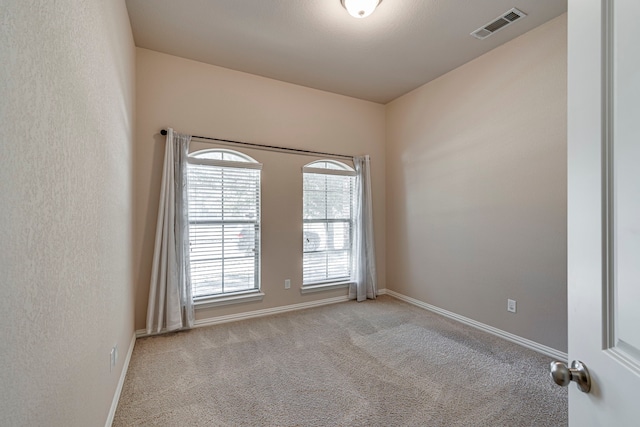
194, 290, 265, 309
300, 281, 352, 294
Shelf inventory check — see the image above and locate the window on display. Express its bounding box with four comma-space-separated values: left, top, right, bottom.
303, 160, 356, 285
187, 149, 261, 299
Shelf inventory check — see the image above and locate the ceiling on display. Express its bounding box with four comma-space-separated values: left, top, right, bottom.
125, 0, 567, 104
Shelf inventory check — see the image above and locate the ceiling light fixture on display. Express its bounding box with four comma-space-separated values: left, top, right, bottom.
341, 0, 382, 19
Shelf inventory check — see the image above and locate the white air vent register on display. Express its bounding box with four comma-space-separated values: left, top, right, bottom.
471, 8, 527, 40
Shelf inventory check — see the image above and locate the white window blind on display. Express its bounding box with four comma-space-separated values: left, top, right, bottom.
303, 161, 355, 285
187, 150, 261, 298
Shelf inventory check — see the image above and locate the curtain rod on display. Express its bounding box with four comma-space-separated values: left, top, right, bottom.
160, 129, 353, 160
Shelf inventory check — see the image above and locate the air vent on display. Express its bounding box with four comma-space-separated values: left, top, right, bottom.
471, 8, 527, 40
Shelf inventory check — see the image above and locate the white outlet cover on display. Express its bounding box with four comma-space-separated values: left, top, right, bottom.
507, 299, 517, 313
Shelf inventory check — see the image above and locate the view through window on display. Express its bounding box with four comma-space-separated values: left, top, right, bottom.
303, 160, 356, 284
187, 149, 261, 298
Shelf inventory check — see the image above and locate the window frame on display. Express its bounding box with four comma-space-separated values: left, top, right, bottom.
186, 148, 262, 305
302, 160, 356, 288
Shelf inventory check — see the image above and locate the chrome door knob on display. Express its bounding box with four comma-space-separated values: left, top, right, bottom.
550, 360, 591, 393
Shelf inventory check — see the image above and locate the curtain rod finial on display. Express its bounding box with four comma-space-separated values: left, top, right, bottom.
161, 129, 167, 136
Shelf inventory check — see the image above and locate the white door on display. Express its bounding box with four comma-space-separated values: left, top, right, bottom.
566, 0, 640, 425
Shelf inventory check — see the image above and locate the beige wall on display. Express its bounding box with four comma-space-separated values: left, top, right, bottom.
0, 0, 135, 425
386, 15, 567, 351
134, 49, 386, 329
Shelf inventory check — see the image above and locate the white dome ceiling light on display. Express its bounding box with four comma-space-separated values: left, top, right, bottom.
340, 0, 382, 19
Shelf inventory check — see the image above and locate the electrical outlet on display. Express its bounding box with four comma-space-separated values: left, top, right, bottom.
507, 299, 517, 313
110, 345, 118, 372
285, 279, 291, 289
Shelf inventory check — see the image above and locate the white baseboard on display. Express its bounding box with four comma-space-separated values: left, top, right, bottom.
384, 289, 568, 361
136, 295, 351, 337
132, 289, 565, 362
105, 331, 136, 427
194, 295, 350, 329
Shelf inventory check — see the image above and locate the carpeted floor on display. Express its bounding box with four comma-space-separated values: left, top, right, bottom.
114, 296, 567, 426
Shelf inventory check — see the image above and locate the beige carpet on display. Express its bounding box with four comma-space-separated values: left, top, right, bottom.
114, 296, 567, 426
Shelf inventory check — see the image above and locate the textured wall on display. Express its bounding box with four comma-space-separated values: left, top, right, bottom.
0, 1, 135, 425
134, 49, 385, 330
386, 15, 567, 352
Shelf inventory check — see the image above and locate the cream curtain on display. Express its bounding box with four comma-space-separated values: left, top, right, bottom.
146, 128, 194, 334
349, 155, 377, 301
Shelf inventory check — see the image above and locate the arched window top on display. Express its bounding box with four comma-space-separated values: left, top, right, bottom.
303, 159, 355, 176
304, 160, 354, 171
191, 148, 258, 163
